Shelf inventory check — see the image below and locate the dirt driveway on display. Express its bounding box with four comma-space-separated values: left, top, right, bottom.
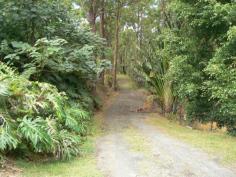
96, 76, 236, 177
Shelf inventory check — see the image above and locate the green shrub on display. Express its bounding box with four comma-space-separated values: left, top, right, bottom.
204, 26, 236, 133
0, 62, 90, 159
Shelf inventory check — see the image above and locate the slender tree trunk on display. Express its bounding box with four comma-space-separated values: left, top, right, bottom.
112, 1, 120, 90
120, 56, 126, 74
137, 7, 143, 61
139, 12, 143, 49
30, 20, 36, 44
210, 121, 213, 131
88, 0, 97, 33
120, 55, 123, 73
30, 0, 37, 44
100, 0, 105, 85
100, 0, 105, 39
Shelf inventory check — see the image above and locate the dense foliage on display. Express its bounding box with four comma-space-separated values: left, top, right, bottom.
0, 0, 110, 161
0, 62, 89, 159
167, 0, 236, 134
114, 0, 236, 134
1, 0, 236, 166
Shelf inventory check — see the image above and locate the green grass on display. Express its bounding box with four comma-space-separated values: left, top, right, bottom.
146, 114, 236, 165
123, 126, 157, 176
17, 115, 105, 177
117, 74, 137, 90
123, 126, 151, 156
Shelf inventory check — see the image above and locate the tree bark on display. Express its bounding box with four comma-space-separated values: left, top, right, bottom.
112, 1, 120, 91
100, 0, 105, 39
30, 0, 37, 44
100, 0, 105, 85
88, 0, 97, 33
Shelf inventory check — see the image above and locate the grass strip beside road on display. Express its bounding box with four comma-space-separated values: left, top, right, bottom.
146, 114, 236, 165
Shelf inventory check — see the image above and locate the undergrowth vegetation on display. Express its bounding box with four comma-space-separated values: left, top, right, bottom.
16, 112, 105, 177
0, 0, 110, 163
118, 0, 236, 135
0, 57, 90, 160
1, 0, 236, 172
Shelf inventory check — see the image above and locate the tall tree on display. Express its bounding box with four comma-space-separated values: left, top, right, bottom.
78, 0, 102, 33
100, 0, 106, 38
112, 0, 121, 90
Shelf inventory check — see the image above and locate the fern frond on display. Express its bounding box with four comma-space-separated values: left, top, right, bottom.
0, 117, 18, 151
18, 116, 53, 152
54, 130, 80, 160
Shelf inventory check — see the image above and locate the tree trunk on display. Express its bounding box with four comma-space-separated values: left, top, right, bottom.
88, 0, 97, 33
100, 0, 105, 85
137, 7, 143, 49
30, 0, 37, 44
30, 20, 36, 44
100, 0, 105, 39
210, 121, 214, 131
112, 1, 120, 91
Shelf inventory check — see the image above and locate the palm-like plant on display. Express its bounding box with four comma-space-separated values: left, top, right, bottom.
140, 40, 174, 113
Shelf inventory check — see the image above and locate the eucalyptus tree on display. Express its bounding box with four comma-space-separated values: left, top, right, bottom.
76, 0, 103, 33
110, 0, 149, 90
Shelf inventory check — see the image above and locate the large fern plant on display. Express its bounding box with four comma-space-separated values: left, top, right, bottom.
0, 62, 90, 159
